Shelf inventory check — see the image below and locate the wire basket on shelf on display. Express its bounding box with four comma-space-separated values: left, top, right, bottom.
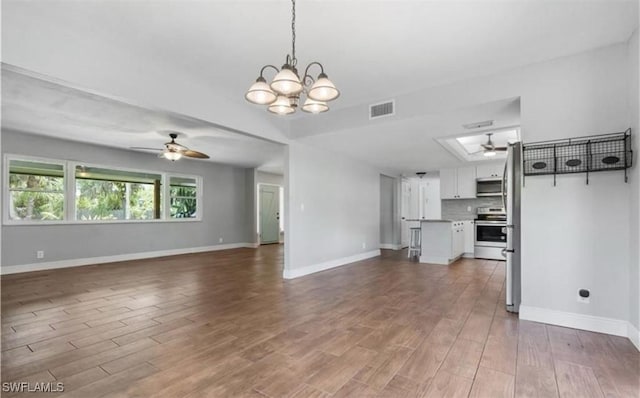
522, 129, 632, 185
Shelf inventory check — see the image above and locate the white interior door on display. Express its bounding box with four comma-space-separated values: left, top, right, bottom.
259, 185, 280, 244
400, 180, 411, 248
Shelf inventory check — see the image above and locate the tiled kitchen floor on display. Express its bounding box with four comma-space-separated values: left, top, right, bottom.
1, 245, 638, 397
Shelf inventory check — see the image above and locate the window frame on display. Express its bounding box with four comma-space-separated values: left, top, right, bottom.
167, 174, 202, 220
3, 154, 203, 226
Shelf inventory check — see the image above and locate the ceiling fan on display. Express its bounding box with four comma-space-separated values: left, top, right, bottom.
130, 132, 209, 161
474, 133, 508, 157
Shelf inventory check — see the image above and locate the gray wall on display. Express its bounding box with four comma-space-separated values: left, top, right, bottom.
379, 175, 395, 245
1, 130, 252, 267
627, 29, 639, 332
257, 171, 284, 186
441, 197, 502, 221
285, 142, 380, 275
245, 168, 258, 245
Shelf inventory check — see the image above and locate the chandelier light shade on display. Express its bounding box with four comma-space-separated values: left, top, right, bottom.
245, 77, 277, 105
307, 73, 340, 102
268, 95, 296, 115
270, 66, 303, 95
244, 0, 339, 115
301, 98, 329, 114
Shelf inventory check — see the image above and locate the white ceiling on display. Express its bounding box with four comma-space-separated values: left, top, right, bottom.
1, 0, 637, 175
446, 127, 521, 161
2, 0, 637, 112
1, 67, 285, 173
299, 98, 521, 175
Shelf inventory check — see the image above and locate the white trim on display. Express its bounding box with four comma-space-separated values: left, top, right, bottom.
0, 243, 257, 275
3, 218, 202, 227
282, 250, 381, 279
519, 305, 629, 337
628, 322, 640, 351
379, 243, 401, 250
3, 153, 203, 225
418, 254, 459, 265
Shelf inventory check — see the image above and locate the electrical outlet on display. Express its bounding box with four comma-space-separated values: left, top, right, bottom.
219, 238, 223, 243
467, 206, 472, 212
578, 289, 590, 304
362, 242, 366, 249
36, 250, 44, 259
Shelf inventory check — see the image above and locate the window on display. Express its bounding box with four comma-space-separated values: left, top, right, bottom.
8, 159, 65, 221
75, 166, 162, 221
4, 155, 202, 225
169, 176, 198, 218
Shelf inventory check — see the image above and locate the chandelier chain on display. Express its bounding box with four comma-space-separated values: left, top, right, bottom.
291, 0, 296, 65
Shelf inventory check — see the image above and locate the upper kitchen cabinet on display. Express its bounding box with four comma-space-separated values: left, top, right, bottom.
476, 162, 505, 179
440, 167, 476, 199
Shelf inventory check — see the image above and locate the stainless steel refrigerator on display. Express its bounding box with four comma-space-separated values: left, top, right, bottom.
503, 142, 521, 313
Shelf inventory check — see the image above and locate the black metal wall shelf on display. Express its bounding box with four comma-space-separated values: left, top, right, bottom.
522, 129, 632, 185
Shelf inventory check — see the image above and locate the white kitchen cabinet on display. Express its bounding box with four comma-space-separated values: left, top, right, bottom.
463, 220, 475, 255
476, 162, 505, 179
456, 167, 477, 198
451, 221, 465, 258
418, 220, 465, 265
439, 167, 476, 199
439, 168, 458, 199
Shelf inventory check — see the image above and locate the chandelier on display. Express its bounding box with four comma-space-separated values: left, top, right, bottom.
244, 0, 339, 115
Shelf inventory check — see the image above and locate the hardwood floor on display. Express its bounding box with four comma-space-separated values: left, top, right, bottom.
1, 245, 638, 397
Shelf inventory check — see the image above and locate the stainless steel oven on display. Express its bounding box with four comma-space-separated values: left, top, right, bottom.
474, 207, 507, 260
475, 221, 507, 247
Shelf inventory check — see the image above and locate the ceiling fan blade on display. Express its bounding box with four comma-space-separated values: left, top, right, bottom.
494, 147, 508, 151
130, 147, 163, 151
480, 144, 494, 150
183, 150, 210, 159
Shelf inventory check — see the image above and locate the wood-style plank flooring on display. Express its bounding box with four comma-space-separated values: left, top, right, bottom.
1, 245, 638, 397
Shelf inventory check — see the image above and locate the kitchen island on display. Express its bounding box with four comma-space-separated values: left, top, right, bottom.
407, 219, 466, 265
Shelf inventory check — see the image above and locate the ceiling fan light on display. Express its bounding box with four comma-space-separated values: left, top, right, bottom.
270, 66, 303, 95
301, 98, 328, 114
245, 77, 277, 105
267, 95, 296, 115
163, 150, 183, 161
483, 150, 497, 157
307, 73, 339, 101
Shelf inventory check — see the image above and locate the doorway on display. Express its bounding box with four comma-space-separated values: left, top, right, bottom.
400, 179, 411, 248
259, 184, 281, 244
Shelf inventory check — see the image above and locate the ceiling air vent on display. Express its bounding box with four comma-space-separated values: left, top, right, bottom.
369, 100, 395, 120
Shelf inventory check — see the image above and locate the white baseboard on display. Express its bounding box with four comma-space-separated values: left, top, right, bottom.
418, 255, 458, 265
1, 243, 257, 275
379, 243, 401, 250
246, 242, 260, 249
628, 322, 640, 351
283, 250, 381, 279
519, 305, 629, 338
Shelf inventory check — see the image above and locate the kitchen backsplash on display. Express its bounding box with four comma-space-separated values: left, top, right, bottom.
441, 197, 503, 220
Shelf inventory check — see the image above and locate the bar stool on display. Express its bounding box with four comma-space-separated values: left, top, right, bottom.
408, 227, 421, 258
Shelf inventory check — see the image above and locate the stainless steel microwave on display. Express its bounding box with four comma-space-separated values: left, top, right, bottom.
476, 178, 502, 197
